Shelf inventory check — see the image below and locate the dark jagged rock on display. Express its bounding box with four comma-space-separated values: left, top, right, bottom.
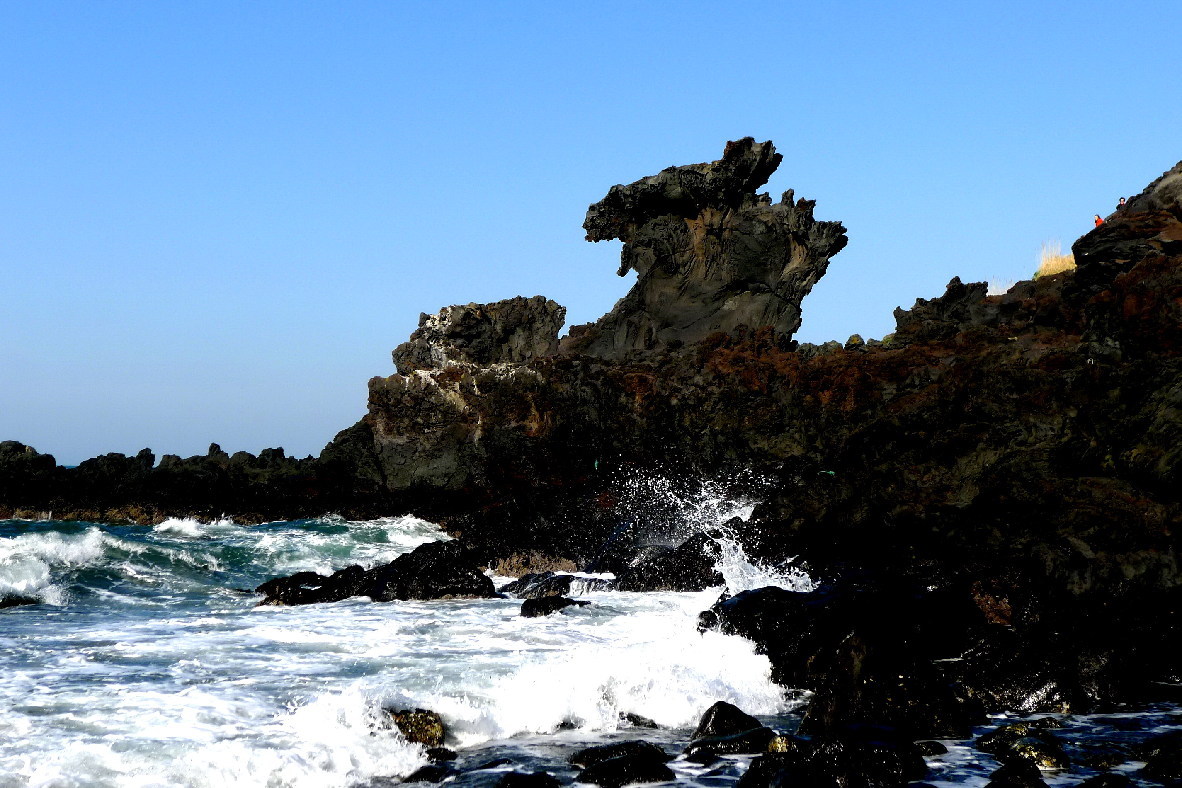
385, 707, 446, 747
6, 146, 1182, 740
574, 754, 675, 788
699, 579, 984, 739
690, 700, 764, 740
685, 727, 780, 760
619, 712, 659, 729
975, 720, 1069, 769
498, 571, 612, 599
366, 540, 494, 602
1140, 730, 1182, 782
0, 594, 40, 609
401, 764, 456, 783
256, 540, 495, 606
614, 531, 723, 592
737, 728, 926, 788
425, 747, 456, 763
519, 596, 589, 617
567, 137, 847, 359
393, 296, 566, 375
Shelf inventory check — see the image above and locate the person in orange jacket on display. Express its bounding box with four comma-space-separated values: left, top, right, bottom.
1094, 214, 1104, 227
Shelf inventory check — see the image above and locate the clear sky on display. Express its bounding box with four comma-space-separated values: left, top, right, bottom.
2, 1, 1179, 465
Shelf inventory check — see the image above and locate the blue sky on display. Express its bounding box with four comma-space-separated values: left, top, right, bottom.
2, 1, 1179, 464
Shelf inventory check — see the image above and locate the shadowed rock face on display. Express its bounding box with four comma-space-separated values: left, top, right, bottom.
564, 137, 848, 359
393, 296, 566, 375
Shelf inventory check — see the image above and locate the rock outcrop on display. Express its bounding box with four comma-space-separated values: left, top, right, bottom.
564, 138, 847, 359
393, 296, 566, 374
4, 143, 1182, 728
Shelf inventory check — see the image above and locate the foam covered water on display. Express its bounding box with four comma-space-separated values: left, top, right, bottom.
0, 497, 802, 788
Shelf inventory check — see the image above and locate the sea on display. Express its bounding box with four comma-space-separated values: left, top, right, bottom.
1, 483, 1178, 787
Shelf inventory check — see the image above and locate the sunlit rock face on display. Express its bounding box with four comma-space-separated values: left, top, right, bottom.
393, 296, 566, 375
564, 137, 848, 359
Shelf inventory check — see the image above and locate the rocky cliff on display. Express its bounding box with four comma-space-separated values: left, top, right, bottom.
5, 142, 1182, 730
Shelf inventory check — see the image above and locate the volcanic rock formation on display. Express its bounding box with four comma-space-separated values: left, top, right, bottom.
564, 137, 848, 358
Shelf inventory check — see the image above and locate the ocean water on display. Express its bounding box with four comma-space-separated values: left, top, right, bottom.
1, 490, 1178, 788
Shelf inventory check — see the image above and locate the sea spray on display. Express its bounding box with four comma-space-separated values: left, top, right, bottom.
0, 499, 806, 787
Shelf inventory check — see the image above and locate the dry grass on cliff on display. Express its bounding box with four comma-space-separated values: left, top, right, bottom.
1035, 241, 1076, 278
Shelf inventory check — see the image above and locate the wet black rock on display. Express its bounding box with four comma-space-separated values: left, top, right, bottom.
1140, 730, 1182, 782
402, 764, 457, 783
520, 596, 589, 617
385, 708, 446, 747
976, 720, 1069, 769
569, 740, 672, 768
425, 747, 456, 763
498, 572, 612, 599
737, 728, 927, 788
691, 700, 764, 740
574, 754, 675, 788
619, 712, 659, 729
615, 532, 723, 592
916, 741, 948, 756
494, 771, 562, 788
685, 727, 780, 761
257, 541, 495, 606
985, 761, 1048, 788
0, 594, 40, 609
701, 580, 985, 739
366, 540, 494, 602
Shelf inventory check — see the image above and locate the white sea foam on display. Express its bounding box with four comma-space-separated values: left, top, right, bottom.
0, 526, 109, 604
154, 516, 239, 537
0, 498, 804, 787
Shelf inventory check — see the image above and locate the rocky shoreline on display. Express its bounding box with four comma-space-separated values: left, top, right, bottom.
4, 139, 1181, 785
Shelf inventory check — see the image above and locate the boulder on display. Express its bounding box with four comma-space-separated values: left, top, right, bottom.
494, 772, 562, 788
985, 761, 1047, 788
385, 708, 446, 747
691, 701, 764, 740
0, 594, 40, 609
256, 541, 495, 606
499, 571, 612, 598
615, 532, 723, 592
520, 596, 589, 617
975, 720, 1069, 769
569, 740, 672, 769
575, 755, 675, 788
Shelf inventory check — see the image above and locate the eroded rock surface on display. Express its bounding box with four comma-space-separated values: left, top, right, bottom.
565, 137, 847, 358
393, 296, 566, 374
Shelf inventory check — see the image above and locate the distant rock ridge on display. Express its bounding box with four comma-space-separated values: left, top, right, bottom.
563, 137, 848, 359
